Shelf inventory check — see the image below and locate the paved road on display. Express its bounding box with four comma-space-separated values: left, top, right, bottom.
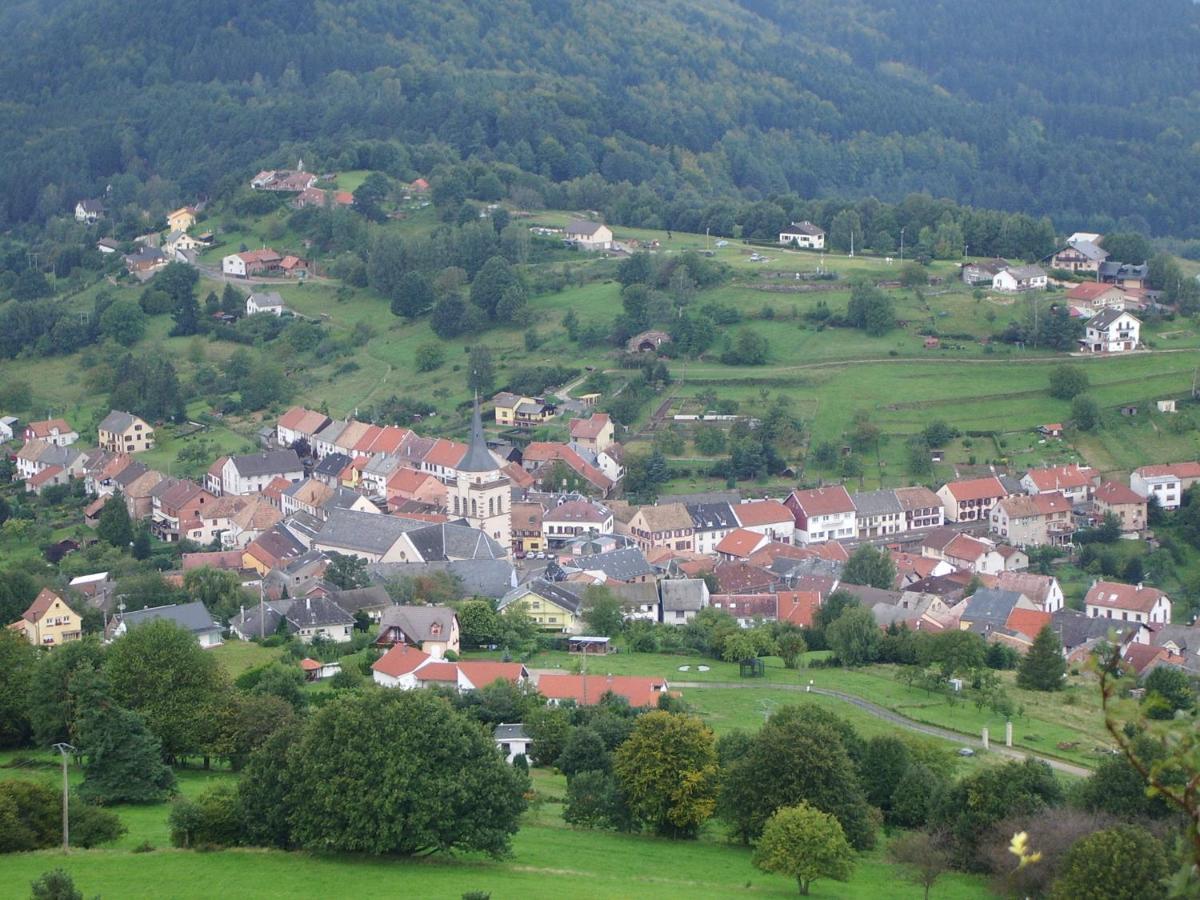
673, 680, 1093, 777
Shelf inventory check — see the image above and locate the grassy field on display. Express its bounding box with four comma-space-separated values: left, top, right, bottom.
0, 756, 992, 899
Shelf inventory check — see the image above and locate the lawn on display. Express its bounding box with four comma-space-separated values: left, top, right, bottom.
0, 756, 992, 900
209, 641, 283, 678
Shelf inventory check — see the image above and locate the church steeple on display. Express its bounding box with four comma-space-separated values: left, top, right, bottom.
459, 393, 498, 473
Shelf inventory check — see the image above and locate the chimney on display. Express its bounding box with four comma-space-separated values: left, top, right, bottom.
305, 597, 311, 611
1136, 583, 1143, 591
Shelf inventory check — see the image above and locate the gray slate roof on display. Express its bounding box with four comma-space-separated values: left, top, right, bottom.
851, 489, 903, 518
405, 523, 506, 562
1088, 307, 1137, 330
459, 398, 500, 473
329, 585, 392, 614
687, 501, 738, 531
961, 588, 1024, 627
231, 449, 302, 478
377, 605, 457, 642
501, 578, 584, 614
566, 547, 655, 581
286, 596, 354, 629
1066, 239, 1109, 262
608, 581, 660, 611
230, 600, 291, 638
494, 723, 529, 741
368, 559, 517, 599
98, 410, 138, 432
314, 452, 352, 478
661, 579, 707, 612
316, 508, 420, 555
119, 601, 219, 635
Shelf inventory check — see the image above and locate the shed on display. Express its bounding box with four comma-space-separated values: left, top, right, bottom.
568, 635, 612, 654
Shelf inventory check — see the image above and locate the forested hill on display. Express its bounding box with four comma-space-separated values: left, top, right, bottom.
2, 0, 1200, 234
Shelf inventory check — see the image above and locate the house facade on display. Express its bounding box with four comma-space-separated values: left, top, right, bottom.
24, 419, 78, 446
8, 589, 82, 647
1130, 462, 1200, 510
1050, 240, 1108, 274
564, 220, 613, 250
778, 221, 825, 249
220, 450, 304, 496
989, 493, 1073, 547
937, 476, 1007, 523
992, 265, 1047, 292
97, 410, 154, 454
1083, 309, 1140, 353
1093, 481, 1147, 533
1085, 580, 1172, 626
785, 486, 856, 544
627, 503, 695, 552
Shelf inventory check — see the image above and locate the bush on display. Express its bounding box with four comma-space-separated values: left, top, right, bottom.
168, 785, 243, 849
0, 781, 124, 853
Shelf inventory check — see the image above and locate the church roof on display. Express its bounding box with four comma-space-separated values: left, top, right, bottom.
458, 396, 498, 473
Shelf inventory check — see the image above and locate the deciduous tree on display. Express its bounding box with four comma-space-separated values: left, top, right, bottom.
1050, 825, 1167, 900
752, 803, 855, 897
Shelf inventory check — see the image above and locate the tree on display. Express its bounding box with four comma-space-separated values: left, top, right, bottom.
826, 606, 881, 667
0, 630, 36, 748
414, 342, 444, 372
27, 636, 106, 748
1050, 825, 1167, 900
525, 704, 573, 767
719, 705, 875, 849
1017, 624, 1065, 691
183, 567, 250, 622
888, 830, 952, 900
613, 711, 718, 838
99, 298, 146, 346
76, 679, 177, 804
220, 284, 245, 318
1078, 736, 1176, 820
470, 256, 521, 319
275, 690, 528, 856
1143, 665, 1194, 713
367, 230, 406, 300
859, 736, 911, 810
169, 783, 243, 849
251, 663, 308, 712
556, 727, 611, 778
353, 172, 391, 222
104, 620, 228, 761
563, 769, 628, 830
29, 869, 83, 900
391, 270, 434, 319
841, 544, 896, 589
456, 599, 501, 649
1048, 364, 1089, 400
721, 329, 769, 366
96, 494, 133, 548
467, 345, 495, 396
324, 552, 370, 590
889, 764, 947, 828
846, 281, 895, 336
170, 291, 203, 337
1071, 394, 1100, 431
581, 585, 625, 637
211, 692, 295, 772
753, 803, 855, 897
775, 628, 807, 669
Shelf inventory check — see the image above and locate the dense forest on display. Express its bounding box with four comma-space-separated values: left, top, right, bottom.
1, 0, 1199, 234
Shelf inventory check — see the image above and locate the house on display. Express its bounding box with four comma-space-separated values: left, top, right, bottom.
992, 265, 1047, 292
0, 416, 18, 442
521, 442, 613, 496
607, 582, 661, 622
569, 414, 615, 453
1065, 282, 1127, 315
74, 199, 104, 224
166, 207, 197, 232
1038, 423, 1064, 438
107, 601, 222, 648
989, 493, 1073, 547
894, 486, 945, 530
537, 674, 670, 708
937, 476, 1007, 523
280, 255, 309, 278
961, 258, 1008, 285
151, 479, 218, 542
715, 528, 771, 561
733, 499, 795, 544
276, 406, 332, 450
24, 418, 78, 446
281, 596, 355, 643
1130, 462, 1200, 510
8, 589, 82, 647
566, 548, 657, 583
220, 450, 304, 496
494, 724, 532, 764
492, 392, 557, 429
995, 571, 1065, 613
1082, 308, 1140, 353
97, 410, 154, 454
778, 221, 825, 249
709, 593, 778, 627
373, 648, 526, 692
627, 504, 694, 552
957, 588, 1037, 633
851, 489, 905, 539
242, 524, 308, 574
375, 605, 460, 658
1098, 261, 1149, 290
686, 501, 739, 555
660, 579, 710, 625
785, 486, 856, 544
95, 238, 120, 255
498, 579, 583, 632
1085, 580, 1172, 626
163, 230, 202, 259
1093, 481, 1147, 533
123, 246, 168, 273
292, 187, 353, 210
922, 528, 1006, 575
543, 500, 613, 544
246, 291, 286, 316
776, 591, 823, 628
222, 248, 283, 278
251, 165, 317, 193
370, 643, 435, 689
1050, 239, 1108, 274
564, 219, 613, 250
1021, 464, 1098, 503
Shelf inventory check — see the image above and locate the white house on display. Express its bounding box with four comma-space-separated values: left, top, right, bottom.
74, 199, 103, 224
992, 265, 1047, 292
220, 450, 304, 495
784, 486, 856, 545
107, 602, 223, 648
1083, 308, 1140, 353
778, 221, 825, 249
246, 291, 286, 316
494, 723, 532, 764
564, 219, 613, 250
1085, 580, 1172, 626
1130, 462, 1200, 510
732, 499, 796, 544
0, 416, 17, 442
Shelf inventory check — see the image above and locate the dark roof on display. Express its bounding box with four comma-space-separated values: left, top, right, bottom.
661, 579, 708, 612
98, 410, 139, 433
377, 605, 457, 642
851, 489, 903, 517
329, 585, 392, 614
961, 588, 1025, 627
686, 501, 738, 530
405, 523, 506, 561
118, 601, 220, 635
1088, 307, 1138, 330
502, 578, 584, 614
607, 581, 660, 611
316, 508, 419, 555
494, 723, 528, 741
1052, 608, 1139, 650
1098, 261, 1148, 279
286, 596, 354, 629
368, 559, 516, 599
661, 489, 742, 507
314, 452, 352, 478
566, 219, 605, 237
566, 547, 655, 581
231, 449, 302, 478
459, 398, 499, 473
230, 600, 290, 638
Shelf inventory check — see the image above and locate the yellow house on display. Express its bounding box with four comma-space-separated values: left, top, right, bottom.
492, 392, 555, 429
166, 206, 197, 232
8, 588, 83, 647
498, 579, 581, 633
97, 410, 155, 453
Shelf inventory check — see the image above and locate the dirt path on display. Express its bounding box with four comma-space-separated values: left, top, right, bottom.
672, 680, 1093, 777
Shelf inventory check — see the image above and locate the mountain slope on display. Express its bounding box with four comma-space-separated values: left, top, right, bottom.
1, 0, 1198, 234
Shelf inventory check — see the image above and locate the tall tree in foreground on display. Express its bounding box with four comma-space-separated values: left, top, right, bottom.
1017, 625, 1065, 691
753, 803, 855, 897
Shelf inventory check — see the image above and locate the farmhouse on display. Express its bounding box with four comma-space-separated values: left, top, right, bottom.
961, 258, 1008, 285
74, 199, 104, 223
223, 248, 283, 278
564, 219, 613, 250
989, 492, 1073, 548
937, 476, 1007, 523
246, 291, 286, 316
992, 265, 1047, 292
1082, 308, 1140, 353
785, 485, 856, 544
1050, 239, 1108, 274
851, 489, 905, 539
97, 410, 154, 454
894, 485, 945, 530
538, 674, 671, 708
1085, 580, 1172, 626
1065, 282, 1126, 314
778, 221, 825, 249
24, 418, 78, 446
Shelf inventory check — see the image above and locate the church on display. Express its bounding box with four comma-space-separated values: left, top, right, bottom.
451, 398, 511, 552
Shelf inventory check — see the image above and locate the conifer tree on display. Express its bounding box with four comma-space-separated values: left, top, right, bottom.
1017, 624, 1066, 691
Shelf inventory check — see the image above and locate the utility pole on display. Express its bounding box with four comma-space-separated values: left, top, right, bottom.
899, 227, 906, 264
52, 743, 75, 853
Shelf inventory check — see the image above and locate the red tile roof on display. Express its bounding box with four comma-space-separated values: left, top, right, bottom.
713, 560, 776, 594
20, 588, 66, 623
1135, 462, 1200, 480
943, 476, 1007, 502
1085, 581, 1168, 614
788, 485, 854, 516
716, 528, 768, 559
537, 674, 668, 708
372, 643, 431, 678
26, 419, 74, 438
424, 438, 468, 469
733, 499, 792, 527
1024, 464, 1096, 492
458, 661, 528, 688
299, 658, 322, 672
1066, 282, 1123, 301
569, 414, 611, 440
1005, 608, 1052, 639
777, 591, 822, 628
28, 465, 63, 487
1094, 481, 1144, 505
414, 661, 460, 683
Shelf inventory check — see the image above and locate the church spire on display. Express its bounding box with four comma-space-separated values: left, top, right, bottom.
458, 392, 497, 473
